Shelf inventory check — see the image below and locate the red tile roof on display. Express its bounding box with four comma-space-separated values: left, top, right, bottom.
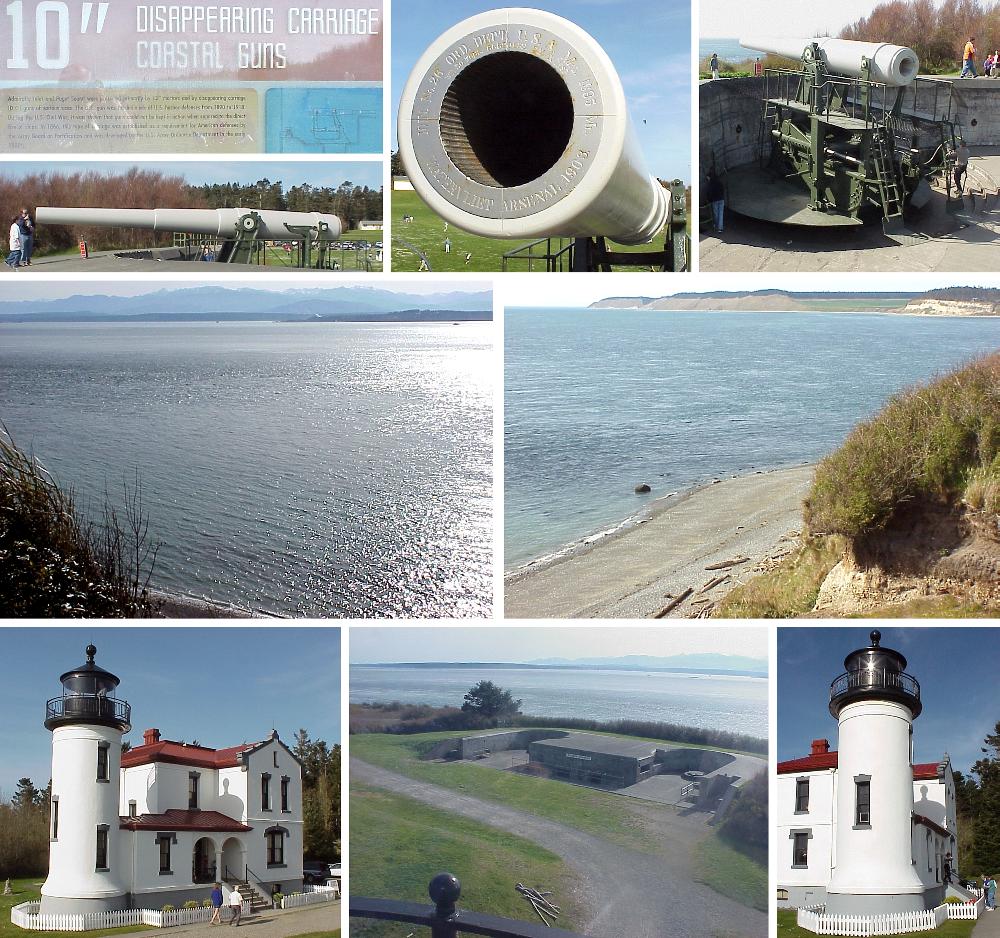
120, 810, 251, 832
778, 753, 945, 779
122, 739, 258, 770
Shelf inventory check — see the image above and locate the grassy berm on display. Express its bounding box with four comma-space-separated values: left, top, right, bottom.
718, 353, 1000, 617
0, 432, 158, 617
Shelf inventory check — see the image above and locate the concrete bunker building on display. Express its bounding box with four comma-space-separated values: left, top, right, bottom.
442, 728, 764, 814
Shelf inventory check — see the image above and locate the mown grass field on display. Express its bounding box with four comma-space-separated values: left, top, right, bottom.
694, 831, 768, 912
777, 910, 975, 938
351, 784, 580, 938
0, 879, 151, 937
391, 189, 670, 273
351, 731, 661, 854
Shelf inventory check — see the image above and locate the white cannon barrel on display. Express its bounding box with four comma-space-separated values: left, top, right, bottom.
35, 207, 343, 239
398, 8, 669, 244
741, 36, 920, 85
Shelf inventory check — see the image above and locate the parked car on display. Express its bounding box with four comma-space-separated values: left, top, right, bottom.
303, 861, 332, 885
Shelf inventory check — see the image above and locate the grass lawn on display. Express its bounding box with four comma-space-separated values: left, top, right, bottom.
694, 832, 767, 912
0, 878, 151, 937
391, 189, 670, 273
351, 784, 580, 938
289, 932, 341, 937
777, 909, 976, 938
351, 731, 666, 854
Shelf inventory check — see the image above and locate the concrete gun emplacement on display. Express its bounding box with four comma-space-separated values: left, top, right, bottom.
398, 8, 671, 246
35, 207, 345, 266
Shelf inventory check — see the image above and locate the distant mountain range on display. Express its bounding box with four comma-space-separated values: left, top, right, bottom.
0, 286, 493, 322
585, 287, 1000, 315
354, 653, 767, 678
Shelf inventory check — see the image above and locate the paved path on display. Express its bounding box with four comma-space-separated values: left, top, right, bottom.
505, 466, 812, 618
352, 758, 765, 938
162, 901, 339, 937
972, 905, 1000, 938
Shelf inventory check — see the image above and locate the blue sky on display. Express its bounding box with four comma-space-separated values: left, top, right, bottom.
779, 627, 1000, 776
0, 160, 382, 190
0, 627, 340, 796
351, 626, 767, 663
391, 0, 691, 180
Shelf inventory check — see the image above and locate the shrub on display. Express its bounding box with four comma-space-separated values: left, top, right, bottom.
161, 904, 175, 912
183, 900, 199, 909
965, 462, 1000, 515
0, 428, 159, 616
805, 354, 1000, 539
202, 899, 213, 908
272, 891, 284, 904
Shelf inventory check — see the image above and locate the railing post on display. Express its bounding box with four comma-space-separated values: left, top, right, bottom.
429, 872, 462, 938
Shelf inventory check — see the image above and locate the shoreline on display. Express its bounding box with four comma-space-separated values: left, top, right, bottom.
150, 588, 278, 619
504, 465, 815, 619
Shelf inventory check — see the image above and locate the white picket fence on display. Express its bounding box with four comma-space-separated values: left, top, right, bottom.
797, 899, 980, 936
11, 899, 252, 931
281, 884, 339, 909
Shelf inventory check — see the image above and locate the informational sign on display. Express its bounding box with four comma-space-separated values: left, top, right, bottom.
0, 0, 383, 152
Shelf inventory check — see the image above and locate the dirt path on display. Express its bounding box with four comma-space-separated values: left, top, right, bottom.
352, 758, 764, 938
505, 466, 812, 619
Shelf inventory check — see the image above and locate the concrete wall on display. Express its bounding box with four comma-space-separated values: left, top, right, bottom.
528, 741, 640, 789
459, 730, 568, 759
654, 747, 736, 774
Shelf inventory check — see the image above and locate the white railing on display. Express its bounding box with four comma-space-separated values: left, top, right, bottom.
797, 903, 952, 936
282, 885, 340, 909
11, 900, 251, 931
945, 896, 984, 920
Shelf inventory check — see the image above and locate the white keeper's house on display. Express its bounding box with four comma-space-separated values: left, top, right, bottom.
40, 644, 304, 915
776, 630, 960, 915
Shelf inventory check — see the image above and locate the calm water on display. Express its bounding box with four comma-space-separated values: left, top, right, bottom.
505, 308, 1000, 568
699, 38, 765, 62
351, 666, 767, 738
1, 321, 494, 617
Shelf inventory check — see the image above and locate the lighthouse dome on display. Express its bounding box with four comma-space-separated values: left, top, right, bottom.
829, 630, 921, 719
45, 645, 131, 732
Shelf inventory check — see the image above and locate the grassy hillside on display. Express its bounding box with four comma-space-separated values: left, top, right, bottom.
805, 354, 999, 539
350, 784, 580, 938
391, 189, 668, 273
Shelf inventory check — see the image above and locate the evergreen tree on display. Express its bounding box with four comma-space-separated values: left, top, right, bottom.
10, 778, 39, 812
461, 681, 522, 721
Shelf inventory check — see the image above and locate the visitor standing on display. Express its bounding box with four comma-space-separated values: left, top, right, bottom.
228, 887, 243, 926
18, 209, 33, 266
988, 875, 996, 910
954, 141, 971, 193
706, 169, 725, 233
710, 52, 719, 79
210, 884, 224, 925
5, 216, 22, 270
961, 37, 978, 77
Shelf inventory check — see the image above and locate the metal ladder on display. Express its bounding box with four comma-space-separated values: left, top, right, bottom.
870, 126, 904, 223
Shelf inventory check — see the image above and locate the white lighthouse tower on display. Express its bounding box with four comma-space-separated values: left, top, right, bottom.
826, 630, 926, 914
40, 644, 131, 915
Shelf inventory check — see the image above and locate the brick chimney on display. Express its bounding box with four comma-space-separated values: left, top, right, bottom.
811, 738, 830, 755
143, 728, 161, 746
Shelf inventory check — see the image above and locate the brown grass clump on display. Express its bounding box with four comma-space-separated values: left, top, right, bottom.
0, 428, 159, 617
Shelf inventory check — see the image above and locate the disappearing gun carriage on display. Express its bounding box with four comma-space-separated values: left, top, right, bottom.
728, 36, 960, 240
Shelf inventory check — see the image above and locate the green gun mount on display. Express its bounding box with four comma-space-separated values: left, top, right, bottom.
725, 38, 960, 242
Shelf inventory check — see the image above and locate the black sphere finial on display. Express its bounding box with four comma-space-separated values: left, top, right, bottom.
429, 872, 461, 919
870, 630, 882, 648
86, 644, 97, 662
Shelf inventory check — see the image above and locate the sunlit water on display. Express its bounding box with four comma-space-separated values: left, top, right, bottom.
1, 321, 494, 617
350, 665, 768, 738
505, 308, 1000, 568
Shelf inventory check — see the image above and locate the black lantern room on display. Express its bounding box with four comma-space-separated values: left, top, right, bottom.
829, 630, 921, 719
44, 644, 131, 732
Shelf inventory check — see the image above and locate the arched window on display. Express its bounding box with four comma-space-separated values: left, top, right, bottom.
265, 825, 288, 868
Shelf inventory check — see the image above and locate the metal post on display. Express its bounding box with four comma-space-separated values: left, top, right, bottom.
429, 872, 462, 938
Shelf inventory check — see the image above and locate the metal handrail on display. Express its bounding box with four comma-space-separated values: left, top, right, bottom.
351, 874, 588, 938
45, 694, 130, 725
830, 669, 920, 701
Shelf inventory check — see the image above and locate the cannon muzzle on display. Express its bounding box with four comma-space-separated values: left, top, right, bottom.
35, 207, 344, 239
742, 36, 919, 85
398, 8, 669, 244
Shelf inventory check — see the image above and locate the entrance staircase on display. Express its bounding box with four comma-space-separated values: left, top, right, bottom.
228, 880, 271, 912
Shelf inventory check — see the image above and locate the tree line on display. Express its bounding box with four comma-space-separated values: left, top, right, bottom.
956, 721, 1000, 876
0, 170, 382, 255
840, 0, 1000, 72
0, 728, 340, 879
